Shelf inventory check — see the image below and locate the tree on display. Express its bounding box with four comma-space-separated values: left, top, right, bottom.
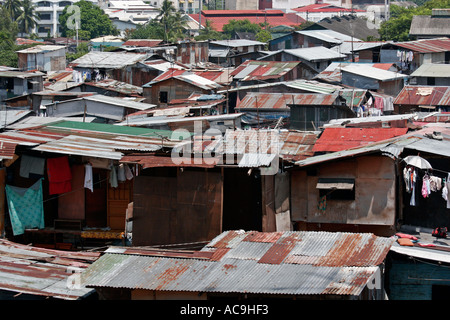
59, 0, 119, 40
128, 20, 164, 40
16, 0, 39, 36
155, 0, 186, 42
222, 19, 262, 38
3, 0, 22, 21
379, 0, 450, 41
255, 29, 272, 45
195, 19, 225, 41
128, 0, 187, 43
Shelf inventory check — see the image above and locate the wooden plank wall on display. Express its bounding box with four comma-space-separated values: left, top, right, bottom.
132, 170, 223, 246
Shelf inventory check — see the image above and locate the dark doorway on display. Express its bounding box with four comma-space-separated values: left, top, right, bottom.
222, 168, 262, 231
432, 285, 450, 300
85, 168, 107, 227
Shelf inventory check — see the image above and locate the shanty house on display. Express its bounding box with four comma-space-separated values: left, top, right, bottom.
43, 94, 156, 122
0, 70, 44, 103
351, 38, 450, 74
119, 129, 318, 247
288, 93, 353, 131
209, 39, 266, 67
0, 120, 186, 249
69, 52, 149, 86
230, 60, 313, 87
80, 230, 394, 300
339, 64, 408, 96
292, 140, 400, 236
393, 86, 450, 113
142, 71, 222, 107
258, 46, 347, 74
409, 64, 450, 86
16, 45, 67, 72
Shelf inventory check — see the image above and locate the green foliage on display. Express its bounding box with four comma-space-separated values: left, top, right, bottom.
66, 41, 89, 62
59, 0, 119, 39
16, 0, 39, 36
255, 29, 272, 44
194, 19, 226, 41
128, 0, 187, 43
0, 4, 21, 67
129, 20, 164, 40
379, 0, 450, 41
3, 0, 22, 21
222, 19, 262, 37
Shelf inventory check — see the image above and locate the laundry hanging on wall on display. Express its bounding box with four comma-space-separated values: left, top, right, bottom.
84, 163, 93, 192
47, 156, 72, 195
5, 179, 44, 236
19, 155, 45, 178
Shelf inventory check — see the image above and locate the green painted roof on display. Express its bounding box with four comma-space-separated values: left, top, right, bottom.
47, 121, 191, 140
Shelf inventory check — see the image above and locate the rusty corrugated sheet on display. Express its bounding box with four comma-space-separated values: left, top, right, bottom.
0, 239, 100, 299
312, 127, 408, 152
120, 154, 217, 168
231, 60, 301, 82
81, 230, 394, 297
393, 38, 450, 53
394, 86, 450, 106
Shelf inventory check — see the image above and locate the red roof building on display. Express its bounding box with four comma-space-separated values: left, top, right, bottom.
292, 3, 364, 13
312, 127, 408, 152
189, 10, 306, 32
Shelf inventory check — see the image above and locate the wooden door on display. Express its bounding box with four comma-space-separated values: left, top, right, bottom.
107, 177, 133, 231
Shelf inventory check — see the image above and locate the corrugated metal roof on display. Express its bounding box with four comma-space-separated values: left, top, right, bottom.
69, 52, 148, 69
410, 63, 450, 78
0, 110, 32, 129
81, 230, 393, 296
0, 71, 45, 79
394, 86, 450, 106
231, 60, 301, 81
391, 37, 450, 53
32, 135, 160, 160
230, 90, 350, 110
16, 45, 66, 54
210, 39, 266, 47
296, 29, 361, 44
0, 239, 100, 300
83, 95, 155, 111
284, 46, 347, 62
341, 64, 408, 81
313, 127, 409, 152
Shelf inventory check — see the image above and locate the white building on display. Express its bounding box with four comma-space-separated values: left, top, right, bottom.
33, 0, 98, 38
150, 0, 201, 14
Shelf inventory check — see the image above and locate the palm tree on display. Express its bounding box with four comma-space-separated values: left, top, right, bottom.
166, 11, 187, 42
16, 0, 40, 37
3, 0, 22, 21
156, 0, 176, 42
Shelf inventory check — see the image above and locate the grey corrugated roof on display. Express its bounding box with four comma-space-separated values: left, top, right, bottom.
284, 46, 347, 61
296, 29, 361, 44
410, 63, 450, 78
409, 15, 450, 37
70, 52, 148, 69
81, 230, 394, 297
32, 134, 161, 160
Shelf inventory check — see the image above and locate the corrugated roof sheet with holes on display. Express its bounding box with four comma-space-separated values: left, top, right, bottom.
81, 230, 394, 297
